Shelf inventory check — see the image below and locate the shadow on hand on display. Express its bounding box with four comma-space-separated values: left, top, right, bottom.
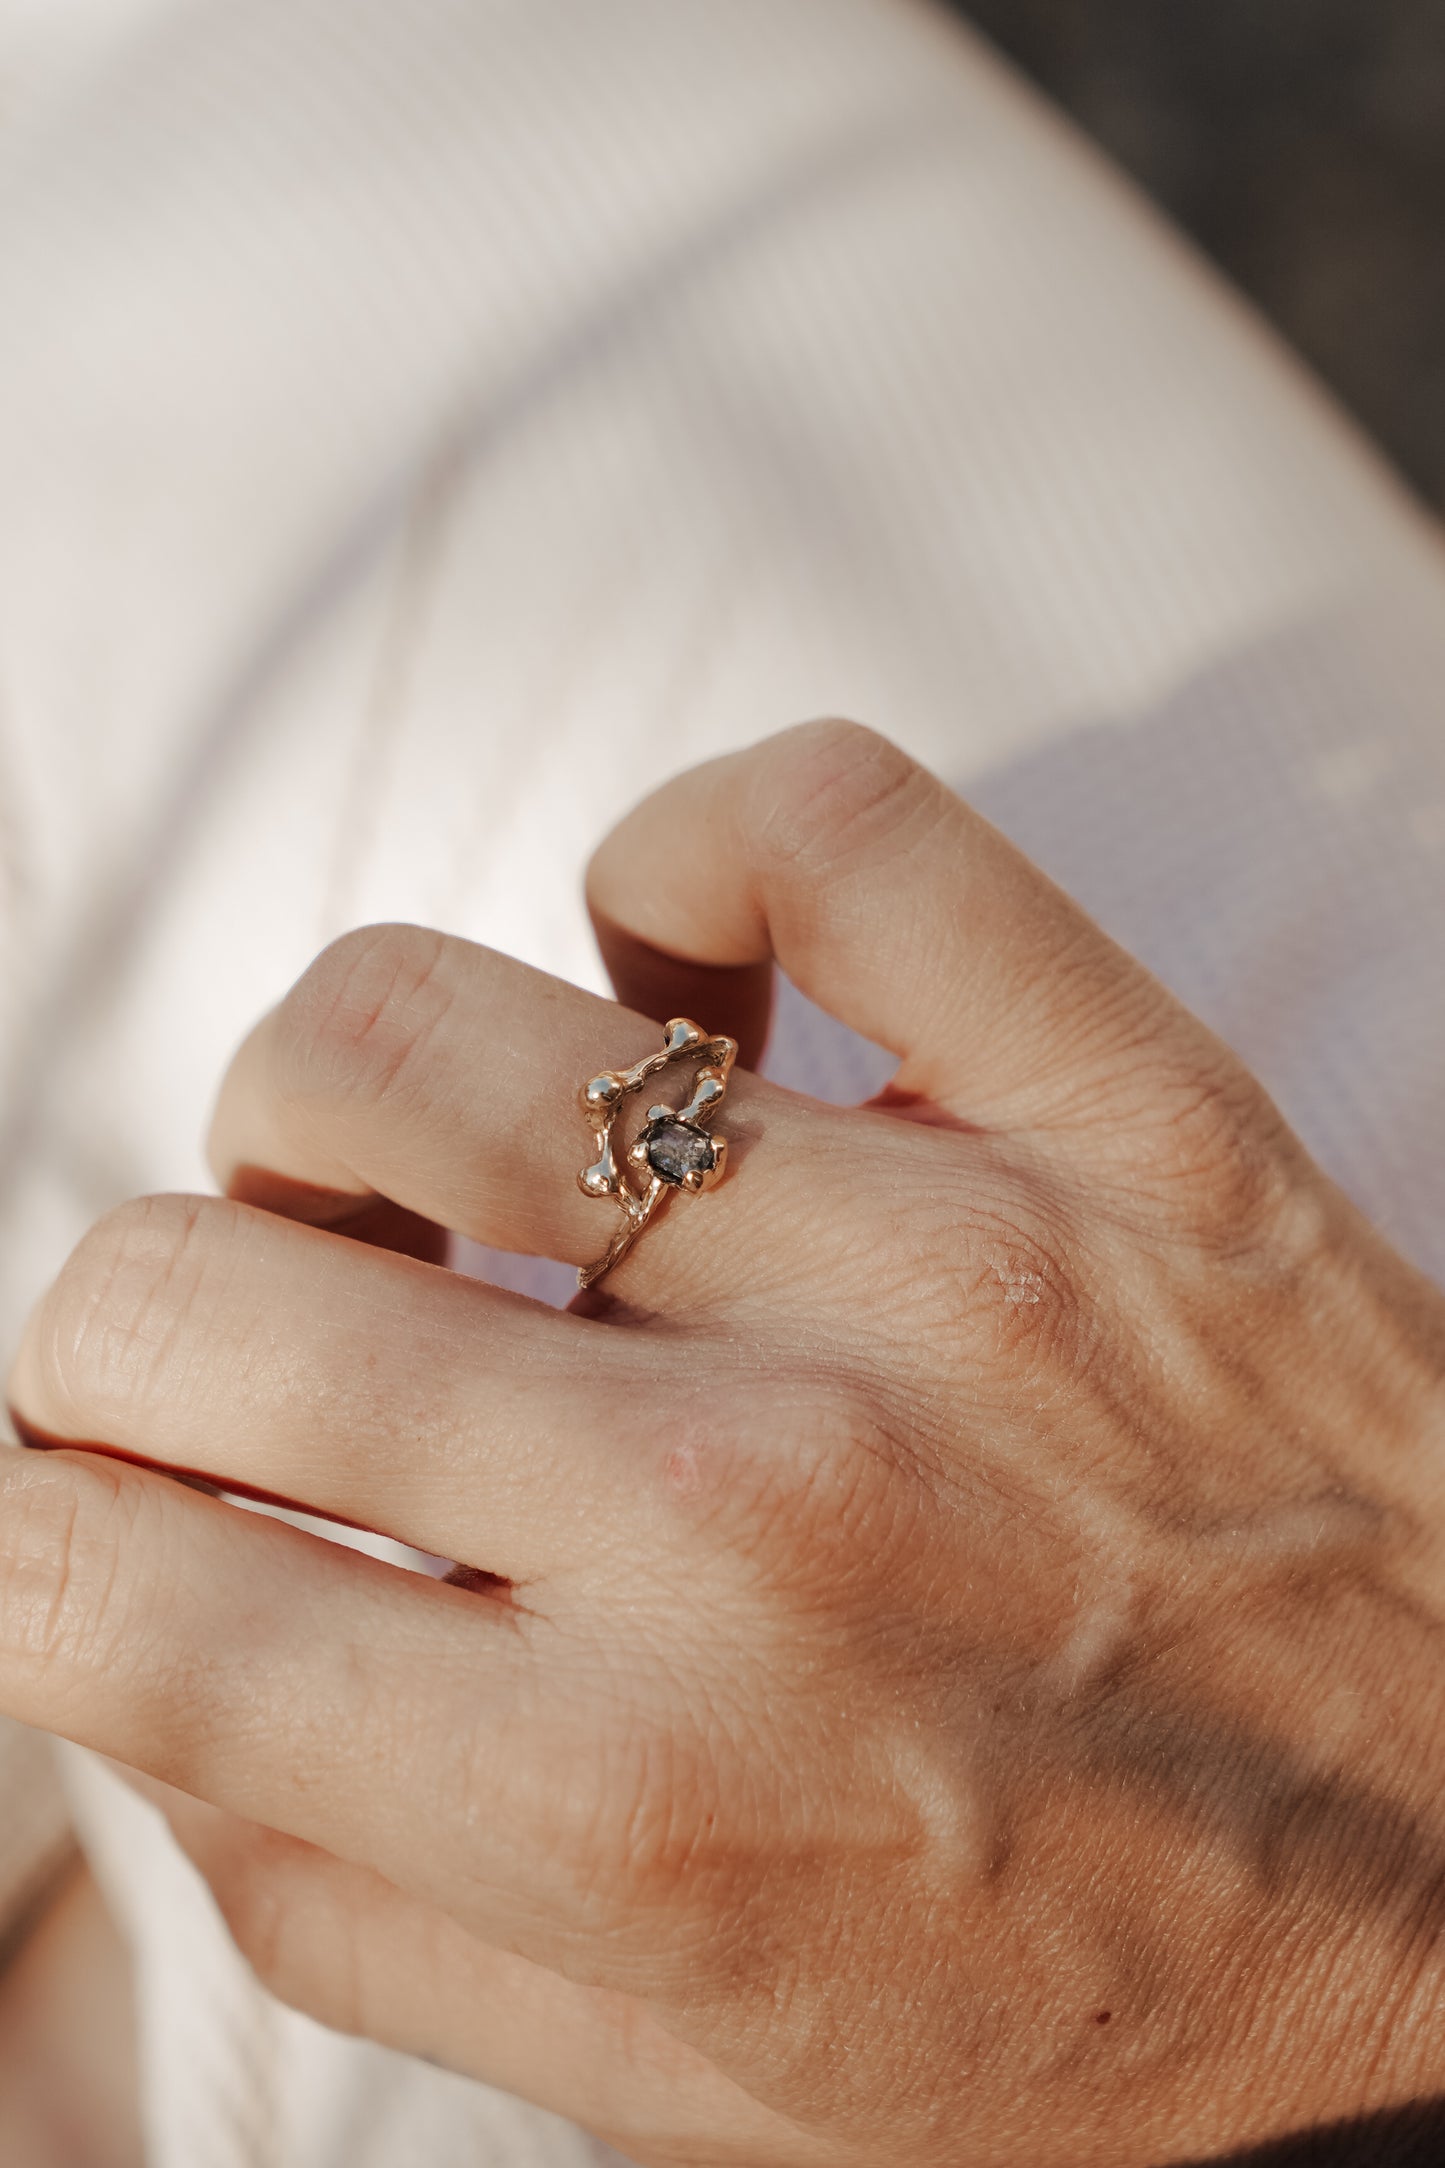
1184, 2097, 1445, 2165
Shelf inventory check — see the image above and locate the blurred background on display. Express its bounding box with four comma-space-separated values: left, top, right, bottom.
948, 0, 1445, 508
0, 3, 1443, 2160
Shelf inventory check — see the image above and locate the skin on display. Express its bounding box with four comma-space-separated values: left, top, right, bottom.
4, 718, 1445, 2166
0, 1860, 141, 2168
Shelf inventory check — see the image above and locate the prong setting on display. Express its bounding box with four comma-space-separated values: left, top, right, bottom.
582, 1071, 625, 1117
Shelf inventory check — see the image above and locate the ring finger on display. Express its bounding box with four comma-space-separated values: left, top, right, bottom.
206, 922, 840, 1312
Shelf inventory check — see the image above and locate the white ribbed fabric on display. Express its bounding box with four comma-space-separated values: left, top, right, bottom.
1, 1, 1443, 2161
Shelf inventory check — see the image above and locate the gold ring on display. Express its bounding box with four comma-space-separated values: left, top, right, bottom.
576, 1017, 737, 1289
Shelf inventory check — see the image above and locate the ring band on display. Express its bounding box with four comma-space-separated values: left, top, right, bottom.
576, 1017, 737, 1289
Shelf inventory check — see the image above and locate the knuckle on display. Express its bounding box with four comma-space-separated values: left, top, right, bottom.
749, 719, 936, 876
648, 1375, 935, 1664
0, 1452, 139, 1677
950, 1185, 1090, 1377
586, 1717, 732, 1929
206, 1829, 305, 1996
580, 1707, 835, 1996
1125, 1053, 1298, 1245
274, 922, 455, 1114
659, 1371, 904, 1572
468, 1665, 733, 1943
202, 1824, 384, 2041
761, 1378, 906, 1558
26, 1193, 223, 1436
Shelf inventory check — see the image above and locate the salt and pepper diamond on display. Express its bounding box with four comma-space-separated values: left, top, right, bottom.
641, 1115, 718, 1187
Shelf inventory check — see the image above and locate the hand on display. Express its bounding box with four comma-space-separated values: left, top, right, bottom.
6, 721, 1445, 2168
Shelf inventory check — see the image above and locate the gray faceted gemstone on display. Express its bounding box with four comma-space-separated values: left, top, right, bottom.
644, 1118, 716, 1186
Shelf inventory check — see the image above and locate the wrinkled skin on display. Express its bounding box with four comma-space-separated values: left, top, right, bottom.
5, 721, 1445, 2167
